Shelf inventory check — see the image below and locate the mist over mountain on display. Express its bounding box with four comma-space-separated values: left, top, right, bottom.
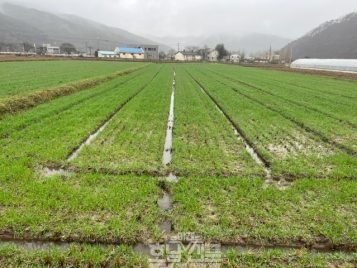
149, 33, 291, 54
281, 11, 357, 59
0, 3, 167, 51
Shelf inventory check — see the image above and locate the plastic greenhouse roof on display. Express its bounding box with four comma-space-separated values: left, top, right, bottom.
98, 51, 116, 55
291, 59, 357, 72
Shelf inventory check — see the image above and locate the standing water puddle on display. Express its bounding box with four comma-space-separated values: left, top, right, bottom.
157, 192, 171, 211
164, 173, 178, 183
41, 167, 72, 178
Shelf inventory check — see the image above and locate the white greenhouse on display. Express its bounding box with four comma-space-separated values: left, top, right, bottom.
290, 59, 357, 73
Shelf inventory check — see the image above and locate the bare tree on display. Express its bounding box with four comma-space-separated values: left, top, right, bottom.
159, 51, 166, 60
185, 46, 200, 52
198, 45, 210, 60
239, 50, 245, 61
60, 43, 77, 55
23, 42, 33, 52
167, 49, 176, 60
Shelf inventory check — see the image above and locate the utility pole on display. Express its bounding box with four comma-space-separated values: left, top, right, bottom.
269, 44, 272, 62
177, 42, 180, 52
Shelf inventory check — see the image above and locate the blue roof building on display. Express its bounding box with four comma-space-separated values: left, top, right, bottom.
114, 47, 144, 54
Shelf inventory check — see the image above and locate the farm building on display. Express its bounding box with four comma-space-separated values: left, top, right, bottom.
291, 59, 357, 73
175, 51, 202, 61
97, 51, 118, 58
114, 47, 145, 59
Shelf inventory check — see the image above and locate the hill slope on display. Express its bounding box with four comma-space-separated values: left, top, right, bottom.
0, 3, 166, 52
282, 12, 357, 59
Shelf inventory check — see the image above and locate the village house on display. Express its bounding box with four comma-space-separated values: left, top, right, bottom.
230, 54, 241, 63
114, 47, 145, 59
175, 51, 202, 61
43, 44, 60, 55
207, 50, 219, 62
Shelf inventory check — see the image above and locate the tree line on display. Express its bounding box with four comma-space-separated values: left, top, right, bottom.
0, 42, 78, 55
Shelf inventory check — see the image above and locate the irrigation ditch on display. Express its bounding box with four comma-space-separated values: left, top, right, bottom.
0, 233, 355, 257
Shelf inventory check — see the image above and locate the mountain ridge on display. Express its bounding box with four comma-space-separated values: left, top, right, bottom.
0, 2, 168, 52
281, 11, 357, 59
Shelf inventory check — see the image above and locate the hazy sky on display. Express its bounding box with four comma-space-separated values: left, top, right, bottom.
9, 0, 357, 39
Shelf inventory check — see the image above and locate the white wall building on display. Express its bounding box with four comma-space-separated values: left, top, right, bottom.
230, 54, 241, 63
208, 50, 219, 61
43, 44, 60, 55
175, 51, 202, 61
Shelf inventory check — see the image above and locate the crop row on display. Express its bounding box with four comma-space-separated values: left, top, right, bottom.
71, 66, 173, 174
206, 64, 357, 100
0, 64, 161, 178
186, 65, 356, 178
206, 66, 357, 128
0, 63, 356, 256
169, 177, 357, 250
0, 60, 145, 99
170, 66, 263, 176
202, 65, 357, 151
0, 64, 165, 244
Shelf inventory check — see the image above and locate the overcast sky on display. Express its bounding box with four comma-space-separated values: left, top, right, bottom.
9, 0, 357, 39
